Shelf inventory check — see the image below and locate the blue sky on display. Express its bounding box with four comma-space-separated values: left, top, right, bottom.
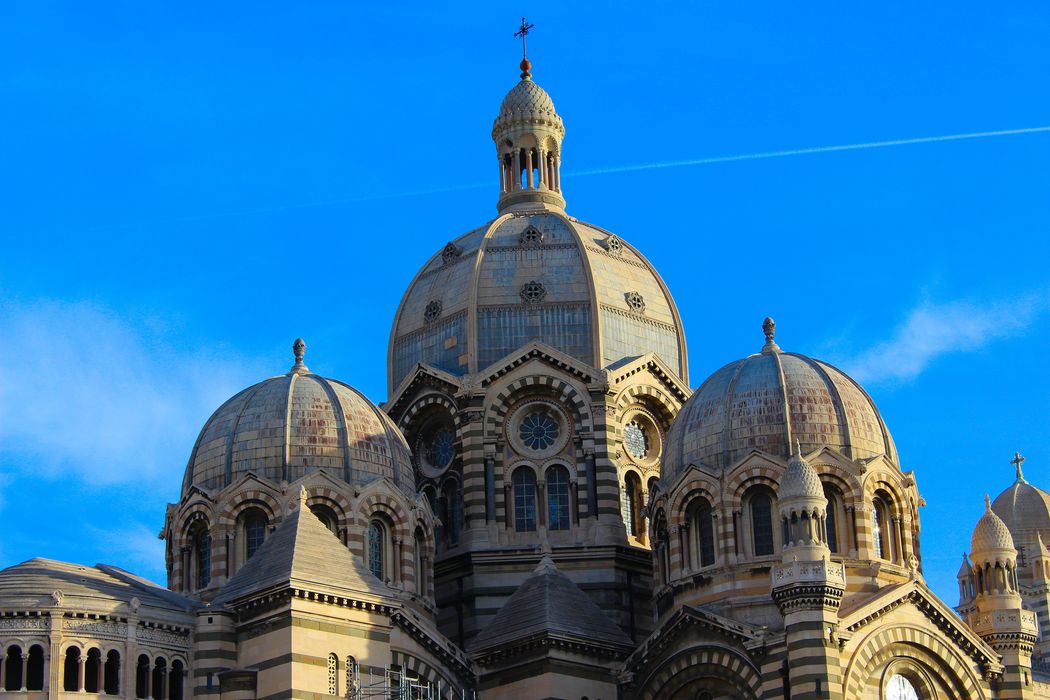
1, 2, 1048, 607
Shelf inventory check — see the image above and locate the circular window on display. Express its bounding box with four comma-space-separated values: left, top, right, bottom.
884, 675, 920, 700
414, 415, 456, 479
623, 421, 648, 459
507, 402, 570, 457
620, 410, 662, 467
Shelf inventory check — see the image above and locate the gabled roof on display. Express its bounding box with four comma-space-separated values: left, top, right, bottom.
607, 351, 691, 403
469, 554, 633, 656
212, 496, 394, 607
385, 363, 464, 418
477, 341, 597, 387
837, 580, 1000, 674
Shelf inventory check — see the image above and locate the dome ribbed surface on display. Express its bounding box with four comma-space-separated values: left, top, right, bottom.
183, 371, 413, 496
498, 79, 557, 117
992, 479, 1050, 550
971, 505, 1016, 557
780, 452, 825, 503
389, 211, 687, 391
663, 350, 895, 479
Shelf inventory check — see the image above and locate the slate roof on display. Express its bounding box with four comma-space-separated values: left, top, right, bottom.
212, 498, 395, 607
470, 554, 633, 653
0, 558, 197, 619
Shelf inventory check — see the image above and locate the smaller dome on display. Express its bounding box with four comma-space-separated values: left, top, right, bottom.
499, 79, 557, 118
779, 445, 825, 505
971, 496, 1016, 559
991, 459, 1050, 550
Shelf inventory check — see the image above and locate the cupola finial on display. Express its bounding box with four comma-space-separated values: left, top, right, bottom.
1012, 451, 1026, 482
761, 317, 781, 354
290, 338, 309, 374
985, 494, 992, 511
515, 17, 535, 79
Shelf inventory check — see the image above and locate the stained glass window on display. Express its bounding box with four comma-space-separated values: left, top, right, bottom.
245, 512, 266, 560
872, 501, 884, 559
519, 412, 559, 451
751, 493, 774, 556
624, 421, 648, 459
426, 429, 455, 468
194, 529, 211, 589
547, 466, 571, 531
513, 468, 537, 532
368, 521, 384, 579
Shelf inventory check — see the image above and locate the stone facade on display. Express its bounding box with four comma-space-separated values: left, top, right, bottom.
1, 46, 1048, 700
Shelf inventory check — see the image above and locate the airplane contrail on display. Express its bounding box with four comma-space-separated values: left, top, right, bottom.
28, 125, 1049, 236
565, 125, 1050, 178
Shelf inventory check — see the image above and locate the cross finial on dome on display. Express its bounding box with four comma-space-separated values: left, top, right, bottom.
1012, 451, 1026, 482
761, 317, 781, 354
514, 17, 535, 79
290, 338, 309, 374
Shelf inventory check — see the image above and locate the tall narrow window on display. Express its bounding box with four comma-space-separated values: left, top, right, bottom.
103, 650, 120, 695
547, 465, 571, 531
824, 485, 842, 554
696, 500, 715, 567
136, 655, 150, 698
27, 645, 46, 691
750, 492, 774, 556
513, 467, 537, 532
242, 509, 267, 561
346, 656, 358, 697
193, 526, 211, 589
170, 660, 184, 700
63, 647, 80, 692
153, 658, 167, 700
85, 648, 101, 693
623, 472, 642, 537
872, 499, 886, 559
327, 653, 338, 695
6, 645, 24, 691
368, 520, 385, 580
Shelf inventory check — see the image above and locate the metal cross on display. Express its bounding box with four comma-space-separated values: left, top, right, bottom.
1012, 451, 1026, 479
514, 17, 535, 58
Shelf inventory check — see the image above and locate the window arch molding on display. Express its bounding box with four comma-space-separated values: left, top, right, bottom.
621, 469, 646, 541
221, 494, 279, 531
678, 487, 719, 571
487, 380, 589, 448
740, 484, 779, 558
366, 512, 396, 582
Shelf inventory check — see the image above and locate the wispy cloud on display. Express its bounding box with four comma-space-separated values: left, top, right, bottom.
0, 299, 267, 485
844, 293, 1048, 384
87, 521, 166, 583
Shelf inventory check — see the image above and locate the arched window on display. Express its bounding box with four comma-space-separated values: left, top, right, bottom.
346, 656, 358, 696
622, 472, 643, 538
872, 494, 893, 560
749, 490, 775, 556
688, 498, 716, 568
63, 647, 80, 692
152, 657, 167, 700
327, 653, 338, 695
191, 524, 211, 590
546, 465, 571, 531
823, 484, 845, 554
368, 519, 386, 580
512, 467, 537, 532
240, 507, 268, 562
310, 504, 339, 534
5, 645, 24, 691
136, 655, 150, 698
885, 673, 920, 700
442, 479, 462, 545
85, 647, 102, 693
170, 660, 185, 700
104, 649, 121, 695
27, 645, 45, 691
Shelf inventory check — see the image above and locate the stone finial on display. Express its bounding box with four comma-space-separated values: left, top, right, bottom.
761, 317, 781, 354
298, 485, 309, 508
1012, 451, 1026, 482
290, 338, 309, 374
984, 494, 992, 511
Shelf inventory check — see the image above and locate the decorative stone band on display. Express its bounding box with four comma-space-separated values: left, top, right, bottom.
772, 558, 846, 588
969, 608, 1039, 651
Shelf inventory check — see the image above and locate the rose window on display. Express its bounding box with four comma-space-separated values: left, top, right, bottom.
518, 412, 559, 451
624, 421, 648, 459
425, 429, 455, 468
441, 241, 460, 264
605, 235, 623, 253
520, 280, 547, 304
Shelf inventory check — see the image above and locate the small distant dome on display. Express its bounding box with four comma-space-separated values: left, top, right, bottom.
662, 320, 896, 480
498, 79, 558, 118
971, 496, 1017, 559
182, 340, 413, 497
991, 469, 1050, 553
779, 446, 825, 505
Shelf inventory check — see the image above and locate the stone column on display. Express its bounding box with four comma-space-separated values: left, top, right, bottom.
554, 155, 561, 191
20, 651, 28, 691
537, 148, 547, 188
393, 538, 403, 585
512, 150, 521, 190
525, 148, 534, 188
569, 480, 579, 525
484, 458, 495, 522
536, 480, 546, 526
498, 158, 506, 193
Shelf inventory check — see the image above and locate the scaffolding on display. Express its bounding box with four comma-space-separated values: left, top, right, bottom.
347, 660, 475, 700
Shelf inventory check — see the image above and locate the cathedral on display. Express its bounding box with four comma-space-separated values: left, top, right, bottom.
1, 38, 1049, 700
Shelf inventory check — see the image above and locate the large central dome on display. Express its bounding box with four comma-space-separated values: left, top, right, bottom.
388, 211, 688, 392
387, 64, 687, 393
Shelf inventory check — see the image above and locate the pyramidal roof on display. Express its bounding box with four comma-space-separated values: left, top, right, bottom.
213, 493, 394, 606
470, 553, 633, 653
